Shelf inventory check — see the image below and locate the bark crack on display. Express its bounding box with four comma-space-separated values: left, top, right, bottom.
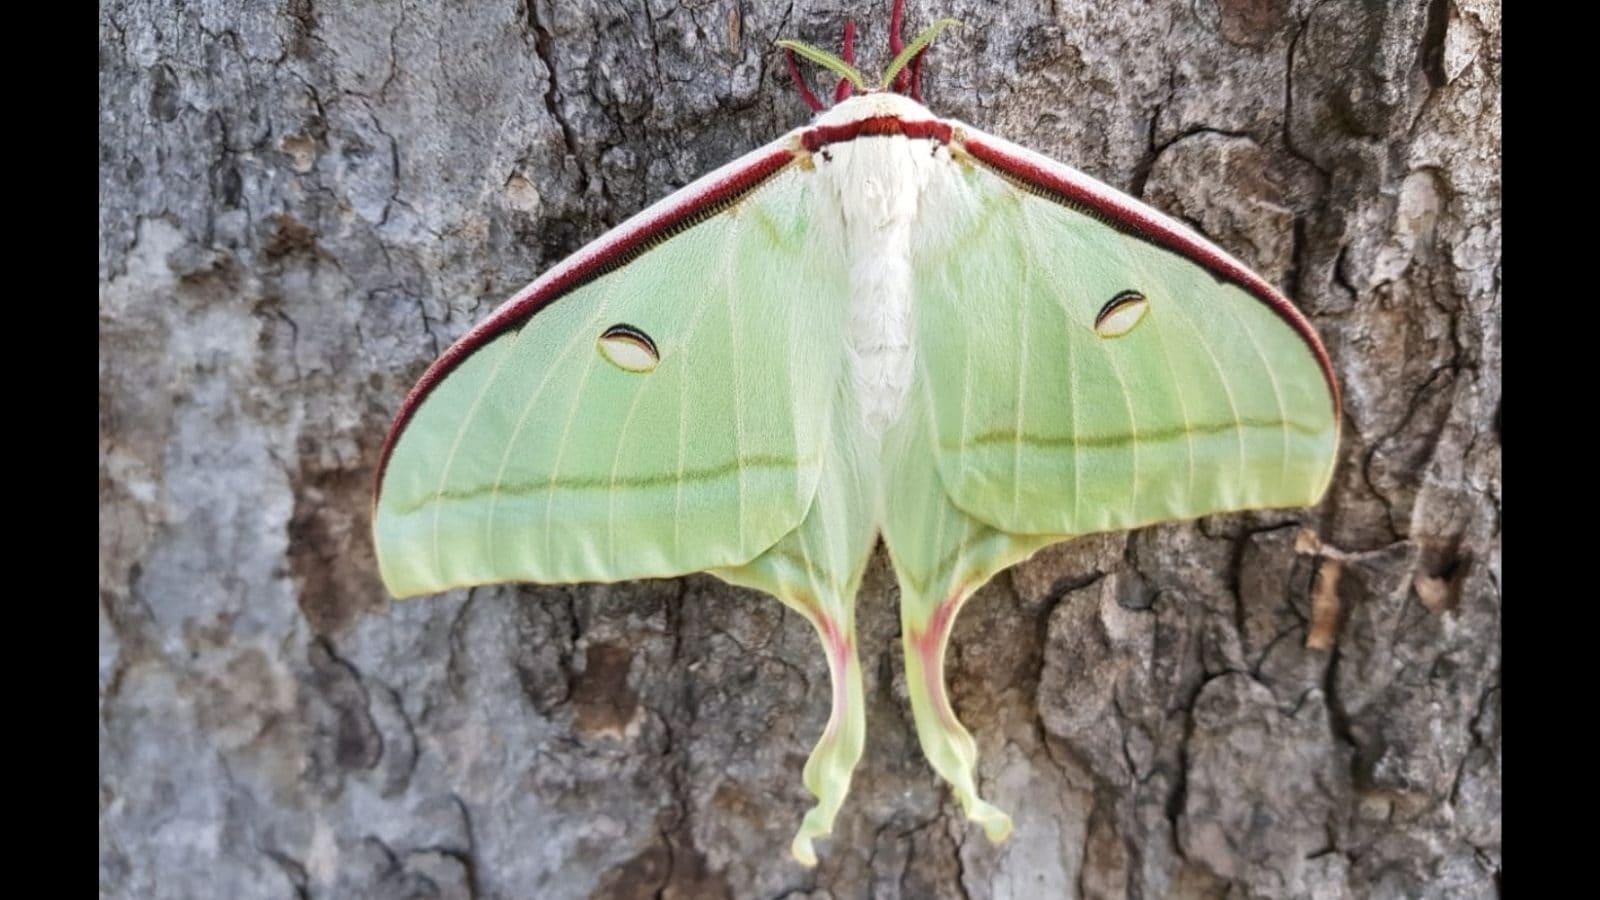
525, 0, 592, 194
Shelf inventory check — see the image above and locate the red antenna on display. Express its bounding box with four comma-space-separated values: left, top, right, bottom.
784, 49, 825, 112
889, 0, 911, 94
835, 21, 858, 103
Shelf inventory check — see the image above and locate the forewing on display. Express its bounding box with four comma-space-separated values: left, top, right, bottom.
374, 148, 850, 597
911, 125, 1339, 538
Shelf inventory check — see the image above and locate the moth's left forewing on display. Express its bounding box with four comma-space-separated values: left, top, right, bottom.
912, 120, 1340, 539
372, 136, 853, 598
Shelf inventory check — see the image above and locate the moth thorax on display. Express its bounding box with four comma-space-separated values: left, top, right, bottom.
832, 139, 928, 436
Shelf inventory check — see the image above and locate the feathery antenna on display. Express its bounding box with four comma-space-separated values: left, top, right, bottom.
779, 0, 959, 111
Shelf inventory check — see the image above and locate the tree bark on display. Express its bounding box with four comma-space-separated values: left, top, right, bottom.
99, 0, 1500, 897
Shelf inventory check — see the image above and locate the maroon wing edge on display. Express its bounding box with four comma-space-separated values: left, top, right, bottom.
373, 145, 797, 504
960, 133, 1342, 423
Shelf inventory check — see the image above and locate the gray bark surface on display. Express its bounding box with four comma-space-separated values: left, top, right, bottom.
99, 1, 1501, 897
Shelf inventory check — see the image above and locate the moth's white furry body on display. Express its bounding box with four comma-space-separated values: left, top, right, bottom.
810, 94, 952, 438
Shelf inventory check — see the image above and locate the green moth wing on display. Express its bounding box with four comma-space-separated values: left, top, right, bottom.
880, 393, 1058, 844
711, 389, 879, 865
914, 127, 1340, 540
881, 122, 1341, 842
372, 142, 850, 598
371, 135, 883, 864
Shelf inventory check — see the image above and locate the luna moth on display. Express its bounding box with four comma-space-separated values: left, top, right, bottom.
372, 0, 1340, 867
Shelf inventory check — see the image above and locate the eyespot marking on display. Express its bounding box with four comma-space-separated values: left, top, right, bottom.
1094, 291, 1149, 339
597, 323, 660, 372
